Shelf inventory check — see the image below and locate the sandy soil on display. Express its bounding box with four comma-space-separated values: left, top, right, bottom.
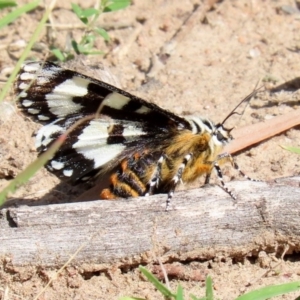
1, 0, 300, 299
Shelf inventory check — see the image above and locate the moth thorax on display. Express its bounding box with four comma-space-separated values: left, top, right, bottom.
184, 116, 232, 146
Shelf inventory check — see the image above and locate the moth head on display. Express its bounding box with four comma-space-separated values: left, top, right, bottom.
212, 123, 233, 146
213, 87, 263, 146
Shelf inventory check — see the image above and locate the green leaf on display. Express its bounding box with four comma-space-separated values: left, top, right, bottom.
0, 0, 39, 29
75, 40, 104, 55
76, 43, 91, 54
139, 266, 175, 298
71, 39, 80, 54
236, 281, 300, 300
206, 276, 214, 300
79, 16, 88, 24
103, 0, 130, 12
0, 0, 17, 9
71, 3, 82, 18
71, 3, 99, 24
94, 27, 110, 41
71, 3, 88, 24
175, 285, 184, 300
281, 145, 300, 155
50, 47, 66, 61
83, 33, 96, 44
81, 7, 98, 18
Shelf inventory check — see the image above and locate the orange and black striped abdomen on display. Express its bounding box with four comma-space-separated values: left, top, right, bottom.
100, 130, 223, 199
100, 151, 161, 199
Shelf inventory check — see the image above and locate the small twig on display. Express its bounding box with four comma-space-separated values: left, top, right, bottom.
33, 241, 88, 300
157, 257, 170, 289
224, 109, 300, 154
45, 21, 133, 30
117, 23, 142, 59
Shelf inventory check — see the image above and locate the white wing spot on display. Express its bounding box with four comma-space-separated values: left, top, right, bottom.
23, 62, 41, 72
73, 120, 109, 143
51, 160, 64, 170
102, 92, 130, 110
123, 125, 145, 137
63, 169, 73, 177
20, 72, 36, 81
39, 65, 62, 83
19, 82, 29, 90
19, 91, 28, 98
22, 100, 33, 107
38, 115, 50, 121
28, 108, 40, 114
52, 76, 89, 96
45, 76, 89, 117
73, 120, 126, 168
35, 121, 64, 148
135, 106, 151, 114
37, 76, 50, 85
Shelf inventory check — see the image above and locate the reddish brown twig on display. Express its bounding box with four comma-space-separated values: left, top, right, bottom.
224, 109, 300, 154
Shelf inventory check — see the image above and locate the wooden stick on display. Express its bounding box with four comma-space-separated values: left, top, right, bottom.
224, 109, 300, 154
1, 177, 300, 268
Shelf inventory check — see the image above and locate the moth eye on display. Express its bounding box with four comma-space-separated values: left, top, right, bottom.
216, 131, 226, 142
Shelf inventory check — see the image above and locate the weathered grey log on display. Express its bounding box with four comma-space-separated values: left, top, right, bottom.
1, 177, 300, 269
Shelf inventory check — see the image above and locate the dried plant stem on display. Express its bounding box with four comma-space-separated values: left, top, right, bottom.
224, 109, 300, 154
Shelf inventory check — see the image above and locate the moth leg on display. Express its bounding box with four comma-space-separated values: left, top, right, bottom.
213, 161, 237, 200
216, 152, 260, 182
204, 173, 211, 185
146, 154, 165, 196
212, 152, 259, 200
166, 153, 192, 211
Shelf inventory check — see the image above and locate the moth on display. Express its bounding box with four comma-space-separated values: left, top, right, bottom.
15, 61, 258, 209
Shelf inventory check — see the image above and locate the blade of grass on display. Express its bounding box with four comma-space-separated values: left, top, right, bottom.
0, 1, 38, 29
0, 0, 17, 9
139, 266, 175, 298
0, 0, 57, 104
281, 145, 300, 155
205, 276, 214, 300
236, 281, 300, 300
0, 114, 97, 205
175, 285, 184, 300
0, 133, 66, 206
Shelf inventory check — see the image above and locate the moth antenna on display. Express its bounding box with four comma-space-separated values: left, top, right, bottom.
221, 85, 264, 126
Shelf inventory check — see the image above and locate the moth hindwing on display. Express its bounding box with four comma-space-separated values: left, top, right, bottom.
15, 61, 256, 209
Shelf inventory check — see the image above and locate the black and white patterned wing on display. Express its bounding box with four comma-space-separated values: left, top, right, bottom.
15, 61, 192, 183
15, 61, 189, 127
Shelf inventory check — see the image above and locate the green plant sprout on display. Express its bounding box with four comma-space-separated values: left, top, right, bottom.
51, 0, 130, 61
120, 266, 300, 300
281, 145, 300, 155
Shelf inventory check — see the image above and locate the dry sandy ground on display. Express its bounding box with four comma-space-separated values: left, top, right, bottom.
1, 0, 300, 299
